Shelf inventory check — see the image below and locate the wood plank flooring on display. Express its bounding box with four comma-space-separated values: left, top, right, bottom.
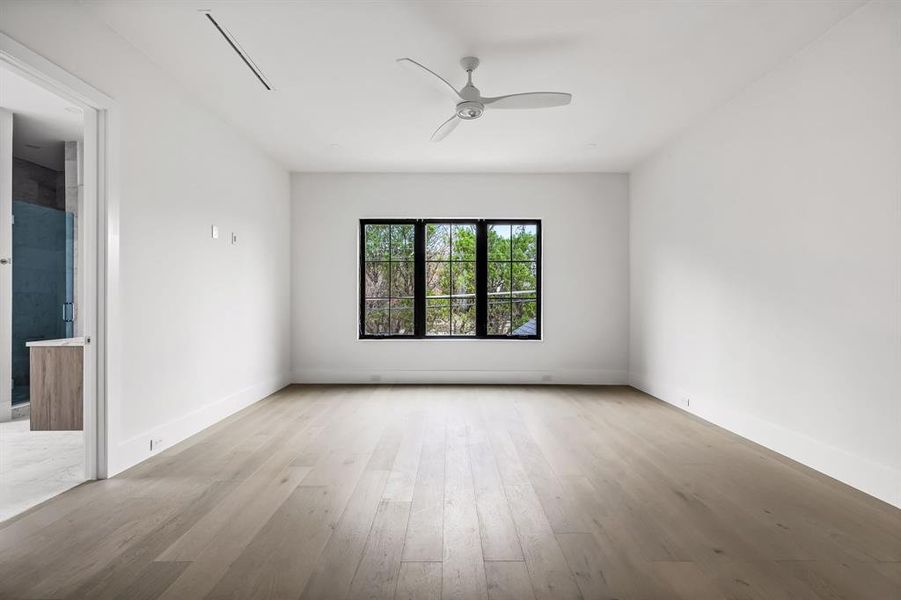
1, 384, 899, 599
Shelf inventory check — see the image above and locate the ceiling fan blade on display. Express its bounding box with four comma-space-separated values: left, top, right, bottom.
482, 92, 572, 109
396, 58, 461, 99
430, 115, 460, 142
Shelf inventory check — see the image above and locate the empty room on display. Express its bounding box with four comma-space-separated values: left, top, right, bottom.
0, 1, 898, 599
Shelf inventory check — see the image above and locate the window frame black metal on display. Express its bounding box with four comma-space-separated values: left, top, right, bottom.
359, 218, 541, 340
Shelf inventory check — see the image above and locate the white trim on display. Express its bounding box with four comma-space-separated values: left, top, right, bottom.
80, 105, 99, 480
112, 375, 290, 475
629, 372, 901, 510
293, 368, 629, 385
0, 35, 113, 108
0, 109, 12, 424
0, 32, 119, 480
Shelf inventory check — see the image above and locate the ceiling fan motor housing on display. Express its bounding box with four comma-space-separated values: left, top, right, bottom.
456, 101, 484, 120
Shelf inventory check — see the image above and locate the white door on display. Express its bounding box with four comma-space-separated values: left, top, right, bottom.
0, 109, 12, 422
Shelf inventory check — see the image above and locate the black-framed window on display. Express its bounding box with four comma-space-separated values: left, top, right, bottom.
359, 219, 541, 339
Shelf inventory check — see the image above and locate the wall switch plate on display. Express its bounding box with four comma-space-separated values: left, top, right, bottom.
150, 438, 163, 451
211, 225, 219, 239
231, 232, 238, 245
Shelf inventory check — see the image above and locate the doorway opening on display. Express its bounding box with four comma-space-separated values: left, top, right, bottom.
0, 34, 113, 522
0, 66, 85, 520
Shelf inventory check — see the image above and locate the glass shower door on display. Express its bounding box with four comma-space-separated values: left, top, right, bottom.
11, 201, 74, 405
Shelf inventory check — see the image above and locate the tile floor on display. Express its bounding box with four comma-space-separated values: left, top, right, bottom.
0, 415, 84, 522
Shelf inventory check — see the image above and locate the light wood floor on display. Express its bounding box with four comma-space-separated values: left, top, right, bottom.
0, 385, 899, 599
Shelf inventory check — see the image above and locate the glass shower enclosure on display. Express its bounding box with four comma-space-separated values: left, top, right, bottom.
10, 201, 74, 405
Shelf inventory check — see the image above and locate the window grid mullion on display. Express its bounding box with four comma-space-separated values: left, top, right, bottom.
414, 221, 425, 336
476, 221, 488, 337
449, 228, 453, 335
509, 257, 513, 336
387, 225, 392, 335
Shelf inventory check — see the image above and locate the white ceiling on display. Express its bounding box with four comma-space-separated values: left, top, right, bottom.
84, 0, 861, 173
0, 65, 84, 171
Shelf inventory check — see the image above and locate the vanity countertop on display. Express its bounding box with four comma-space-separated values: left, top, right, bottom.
26, 337, 86, 348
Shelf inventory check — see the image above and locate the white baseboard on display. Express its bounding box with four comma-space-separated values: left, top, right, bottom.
630, 372, 901, 510
292, 368, 629, 386
111, 374, 291, 476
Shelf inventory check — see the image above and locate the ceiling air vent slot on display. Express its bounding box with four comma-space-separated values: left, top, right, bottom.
202, 11, 273, 91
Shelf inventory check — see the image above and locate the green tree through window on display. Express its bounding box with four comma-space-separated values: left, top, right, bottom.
360, 220, 540, 338
488, 224, 538, 335
363, 223, 415, 335
426, 223, 476, 335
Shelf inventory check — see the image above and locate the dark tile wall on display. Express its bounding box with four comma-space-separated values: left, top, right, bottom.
11, 157, 65, 211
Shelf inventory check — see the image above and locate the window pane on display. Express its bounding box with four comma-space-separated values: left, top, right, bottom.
487, 262, 510, 298
390, 298, 414, 335
426, 223, 450, 260
365, 261, 389, 298
452, 299, 476, 335
390, 224, 415, 260
452, 224, 476, 261
426, 261, 449, 299
452, 262, 476, 297
426, 299, 450, 335
488, 224, 511, 261
512, 262, 537, 298
391, 261, 415, 298
512, 299, 537, 335
364, 299, 389, 335
364, 224, 390, 260
512, 224, 538, 261
488, 301, 511, 335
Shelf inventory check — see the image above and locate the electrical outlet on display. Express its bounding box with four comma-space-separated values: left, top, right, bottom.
231, 232, 238, 245
150, 438, 163, 452
211, 225, 219, 239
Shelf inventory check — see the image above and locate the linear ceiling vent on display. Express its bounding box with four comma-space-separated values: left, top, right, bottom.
202, 10, 273, 91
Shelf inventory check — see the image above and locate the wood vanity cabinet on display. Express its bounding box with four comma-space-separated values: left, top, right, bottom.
27, 338, 84, 431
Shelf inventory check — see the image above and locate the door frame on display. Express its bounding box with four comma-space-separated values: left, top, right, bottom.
0, 33, 119, 479
0, 108, 11, 424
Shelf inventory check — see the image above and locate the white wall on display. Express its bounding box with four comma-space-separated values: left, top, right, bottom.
630, 2, 901, 507
1, 1, 292, 474
292, 173, 629, 384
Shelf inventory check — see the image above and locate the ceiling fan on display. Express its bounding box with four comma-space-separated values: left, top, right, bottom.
397, 56, 573, 142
